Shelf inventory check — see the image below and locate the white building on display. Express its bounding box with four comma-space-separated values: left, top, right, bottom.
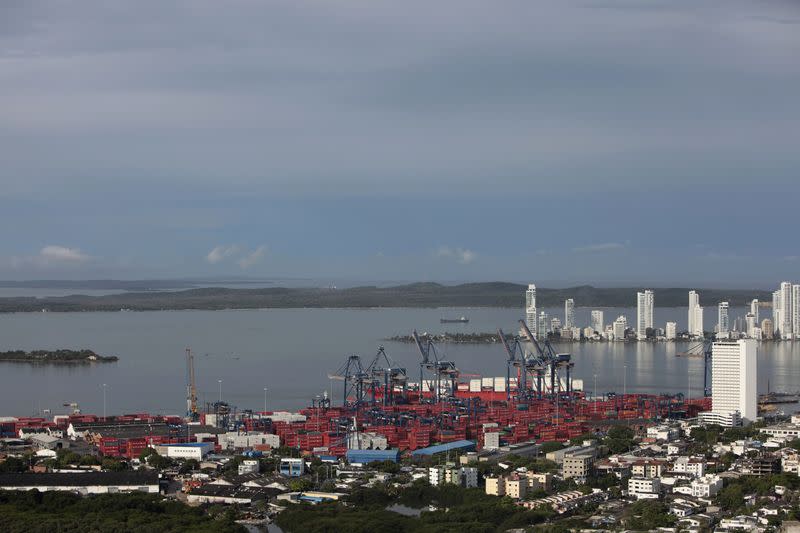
673, 457, 706, 477
628, 477, 661, 499
690, 474, 723, 498
637, 290, 654, 340
688, 291, 700, 337
665, 322, 677, 340
750, 299, 759, 324
525, 284, 538, 338
745, 313, 756, 338
773, 290, 783, 338
238, 459, 260, 475
613, 316, 627, 341
154, 442, 214, 460
718, 302, 730, 336
793, 284, 800, 339
781, 281, 793, 339
564, 299, 575, 329
699, 340, 757, 427
0, 472, 159, 494
538, 311, 549, 338
590, 310, 604, 333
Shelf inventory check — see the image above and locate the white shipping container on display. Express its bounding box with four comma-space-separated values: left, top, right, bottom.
482, 377, 494, 388
571, 379, 584, 391
469, 379, 482, 392
494, 381, 507, 392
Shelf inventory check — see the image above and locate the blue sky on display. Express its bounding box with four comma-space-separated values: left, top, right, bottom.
1, 1, 798, 286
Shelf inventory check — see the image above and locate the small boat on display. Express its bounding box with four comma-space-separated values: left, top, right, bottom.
440, 316, 469, 324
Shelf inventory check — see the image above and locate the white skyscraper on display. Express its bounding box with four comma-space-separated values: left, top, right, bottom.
718, 302, 729, 336
700, 340, 757, 426
793, 284, 800, 339
590, 310, 604, 333
693, 306, 704, 338
564, 299, 575, 329
745, 313, 756, 338
538, 311, 549, 338
781, 282, 793, 339
636, 290, 654, 340
750, 299, 759, 324
665, 321, 677, 340
773, 290, 782, 338
688, 291, 699, 336
613, 315, 627, 341
525, 284, 537, 338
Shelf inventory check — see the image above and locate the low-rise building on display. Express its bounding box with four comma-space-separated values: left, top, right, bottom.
628, 477, 661, 499
0, 471, 159, 494
562, 454, 593, 481
485, 476, 505, 496
673, 457, 706, 478
279, 457, 305, 477
505, 474, 527, 499
690, 474, 723, 498
631, 459, 667, 479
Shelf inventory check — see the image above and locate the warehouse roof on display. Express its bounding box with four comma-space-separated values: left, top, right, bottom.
411, 440, 476, 456
346, 449, 401, 463
0, 471, 158, 487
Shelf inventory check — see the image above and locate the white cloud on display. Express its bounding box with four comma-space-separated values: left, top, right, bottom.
238, 246, 267, 269
572, 242, 626, 253
435, 246, 477, 265
206, 245, 240, 264
38, 245, 90, 263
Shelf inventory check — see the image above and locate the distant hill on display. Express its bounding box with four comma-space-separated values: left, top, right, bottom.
0, 282, 772, 313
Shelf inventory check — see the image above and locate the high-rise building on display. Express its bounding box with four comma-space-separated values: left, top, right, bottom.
689, 291, 700, 336
745, 313, 756, 338
700, 340, 757, 426
665, 322, 677, 340
773, 290, 782, 338
538, 311, 549, 338
762, 318, 774, 340
750, 299, 759, 324
718, 302, 729, 336
551, 317, 562, 333
590, 310, 604, 333
525, 284, 537, 338
613, 316, 627, 341
564, 299, 575, 329
636, 290, 654, 340
793, 284, 800, 340
779, 282, 793, 339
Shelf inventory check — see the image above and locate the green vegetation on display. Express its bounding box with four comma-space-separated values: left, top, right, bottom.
603, 426, 636, 454
0, 283, 774, 313
538, 441, 566, 454
275, 481, 555, 533
622, 500, 676, 530
0, 491, 244, 532
716, 474, 800, 512
0, 349, 117, 363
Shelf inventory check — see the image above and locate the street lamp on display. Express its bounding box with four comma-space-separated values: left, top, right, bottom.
623, 364, 627, 397
218, 379, 223, 403
263, 387, 268, 414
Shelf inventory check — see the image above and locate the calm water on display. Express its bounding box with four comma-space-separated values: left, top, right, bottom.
0, 306, 797, 417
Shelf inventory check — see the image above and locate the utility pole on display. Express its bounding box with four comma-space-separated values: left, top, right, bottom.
218, 380, 223, 403
263, 387, 268, 414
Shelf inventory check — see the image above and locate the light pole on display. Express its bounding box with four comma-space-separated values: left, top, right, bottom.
263, 387, 268, 414
623, 364, 627, 398
593, 373, 597, 413
218, 380, 223, 403
102, 383, 107, 419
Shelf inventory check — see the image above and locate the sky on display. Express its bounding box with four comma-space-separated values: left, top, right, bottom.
0, 0, 799, 287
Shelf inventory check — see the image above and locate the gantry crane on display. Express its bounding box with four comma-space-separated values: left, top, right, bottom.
676, 339, 712, 397
365, 346, 408, 405
517, 320, 574, 398
186, 348, 198, 421
329, 355, 372, 408
412, 330, 459, 403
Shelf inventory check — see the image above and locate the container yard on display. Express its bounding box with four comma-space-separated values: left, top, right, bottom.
0, 324, 712, 461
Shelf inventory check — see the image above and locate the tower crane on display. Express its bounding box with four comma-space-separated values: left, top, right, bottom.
186, 348, 198, 421
412, 330, 459, 403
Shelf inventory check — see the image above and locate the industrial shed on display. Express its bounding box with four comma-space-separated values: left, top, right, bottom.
346, 448, 401, 464
410, 440, 476, 457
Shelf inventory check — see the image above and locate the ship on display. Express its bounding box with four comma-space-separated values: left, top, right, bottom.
440, 316, 469, 324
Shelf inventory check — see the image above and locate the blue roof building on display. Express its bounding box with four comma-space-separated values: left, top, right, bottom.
410, 440, 476, 457
346, 448, 401, 464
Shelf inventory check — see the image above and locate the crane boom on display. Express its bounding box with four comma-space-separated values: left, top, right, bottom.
186, 348, 198, 420
411, 330, 430, 364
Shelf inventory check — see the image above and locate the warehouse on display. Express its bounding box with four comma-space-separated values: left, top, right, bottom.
410, 440, 476, 457
0, 471, 159, 494
346, 448, 401, 465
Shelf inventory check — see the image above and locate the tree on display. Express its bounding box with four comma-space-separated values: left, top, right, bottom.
539, 442, 565, 454
717, 484, 745, 512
